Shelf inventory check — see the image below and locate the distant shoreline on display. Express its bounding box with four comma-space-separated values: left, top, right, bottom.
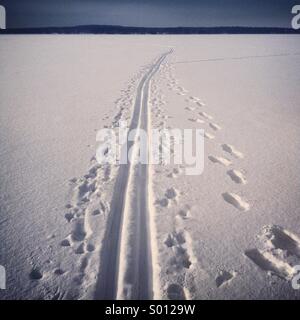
1, 25, 300, 35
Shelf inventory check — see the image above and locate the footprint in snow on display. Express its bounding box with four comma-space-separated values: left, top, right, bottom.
208, 156, 232, 167
189, 118, 205, 124
167, 284, 186, 300
199, 132, 215, 140
71, 218, 87, 242
165, 187, 179, 201
29, 268, 43, 280
167, 167, 182, 178
61, 236, 72, 247
156, 198, 169, 207
185, 106, 196, 111
177, 206, 191, 220
222, 192, 250, 211
164, 231, 186, 248
199, 111, 213, 120
222, 144, 244, 159
216, 270, 237, 288
244, 248, 295, 280
227, 169, 247, 184
209, 122, 222, 131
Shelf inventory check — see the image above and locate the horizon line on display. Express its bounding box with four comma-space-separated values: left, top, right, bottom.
2, 24, 297, 30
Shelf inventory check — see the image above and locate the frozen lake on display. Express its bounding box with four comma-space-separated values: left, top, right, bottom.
0, 35, 300, 299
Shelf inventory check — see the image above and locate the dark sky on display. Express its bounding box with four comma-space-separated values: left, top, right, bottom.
0, 0, 298, 29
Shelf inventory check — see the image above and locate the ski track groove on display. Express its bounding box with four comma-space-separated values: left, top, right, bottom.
94, 50, 173, 300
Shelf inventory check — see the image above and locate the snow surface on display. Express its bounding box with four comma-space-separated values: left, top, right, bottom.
0, 35, 300, 300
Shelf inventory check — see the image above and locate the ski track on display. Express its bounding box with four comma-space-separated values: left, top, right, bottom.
94, 50, 173, 300
53, 48, 260, 300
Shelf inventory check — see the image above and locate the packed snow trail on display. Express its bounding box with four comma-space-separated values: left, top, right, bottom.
94, 50, 173, 300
